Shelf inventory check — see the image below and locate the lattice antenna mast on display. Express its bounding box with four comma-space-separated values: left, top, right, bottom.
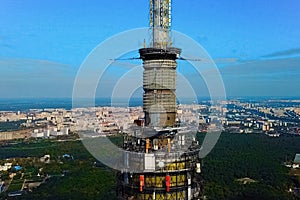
150, 0, 172, 49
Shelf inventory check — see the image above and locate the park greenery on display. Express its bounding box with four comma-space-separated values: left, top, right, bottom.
0, 120, 26, 132
0, 133, 299, 199
198, 132, 300, 200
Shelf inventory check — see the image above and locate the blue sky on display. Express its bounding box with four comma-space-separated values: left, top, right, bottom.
0, 0, 300, 98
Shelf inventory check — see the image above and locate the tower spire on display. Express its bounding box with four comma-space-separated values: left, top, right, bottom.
150, 0, 172, 49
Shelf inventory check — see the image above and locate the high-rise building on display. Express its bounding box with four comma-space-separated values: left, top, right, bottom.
117, 1, 203, 199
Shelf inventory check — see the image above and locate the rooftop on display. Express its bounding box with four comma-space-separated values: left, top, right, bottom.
294, 154, 300, 163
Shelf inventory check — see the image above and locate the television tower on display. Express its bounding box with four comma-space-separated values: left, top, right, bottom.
117, 0, 203, 199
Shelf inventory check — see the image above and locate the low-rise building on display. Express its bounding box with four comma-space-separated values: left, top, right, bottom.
293, 154, 300, 169
0, 163, 12, 171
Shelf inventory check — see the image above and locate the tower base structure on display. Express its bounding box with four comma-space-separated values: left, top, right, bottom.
116, 127, 203, 200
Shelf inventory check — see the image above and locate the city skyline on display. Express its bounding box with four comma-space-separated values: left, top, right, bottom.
1, 0, 300, 98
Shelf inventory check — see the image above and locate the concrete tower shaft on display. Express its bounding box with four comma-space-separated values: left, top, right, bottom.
140, 47, 181, 127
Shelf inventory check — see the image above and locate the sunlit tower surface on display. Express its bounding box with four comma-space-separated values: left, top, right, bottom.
117, 0, 203, 199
